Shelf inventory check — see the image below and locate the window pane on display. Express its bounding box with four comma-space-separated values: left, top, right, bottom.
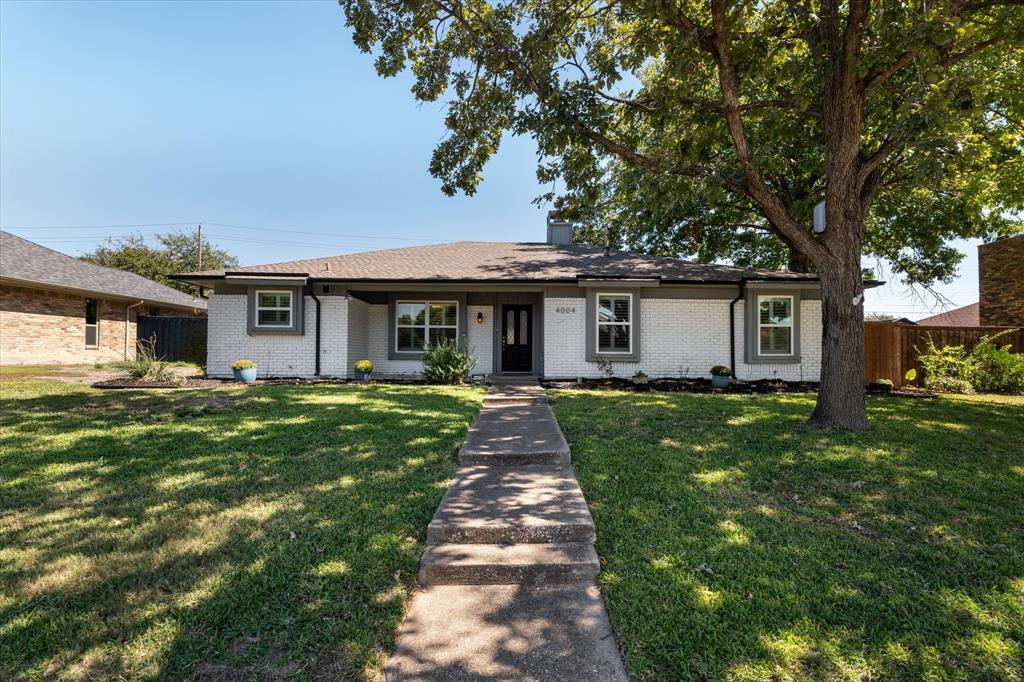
506, 310, 515, 345
598, 324, 630, 352
85, 324, 97, 347
760, 297, 791, 325
397, 303, 425, 326
258, 309, 290, 326
258, 292, 288, 308
598, 295, 629, 323
398, 327, 425, 351
759, 299, 771, 324
759, 326, 792, 354
429, 303, 457, 326
85, 299, 98, 325
429, 327, 457, 345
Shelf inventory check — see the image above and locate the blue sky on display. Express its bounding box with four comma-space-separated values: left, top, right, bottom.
0, 0, 978, 319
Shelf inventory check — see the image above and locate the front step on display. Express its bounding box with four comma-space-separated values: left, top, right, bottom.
483, 384, 549, 407
458, 404, 571, 466
419, 542, 600, 585
427, 466, 595, 544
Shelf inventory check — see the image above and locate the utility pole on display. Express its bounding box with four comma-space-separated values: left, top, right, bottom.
197, 224, 204, 271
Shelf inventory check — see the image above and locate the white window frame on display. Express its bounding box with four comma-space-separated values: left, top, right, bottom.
395, 300, 458, 353
757, 295, 795, 356
255, 289, 293, 328
596, 292, 633, 355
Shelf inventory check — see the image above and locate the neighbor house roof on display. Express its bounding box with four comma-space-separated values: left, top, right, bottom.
176, 241, 823, 285
0, 230, 206, 310
915, 303, 980, 326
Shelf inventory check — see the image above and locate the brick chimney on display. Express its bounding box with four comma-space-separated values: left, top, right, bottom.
978, 233, 1024, 326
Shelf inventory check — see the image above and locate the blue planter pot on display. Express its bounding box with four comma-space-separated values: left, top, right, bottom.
354, 370, 372, 382
233, 367, 258, 383
711, 374, 731, 388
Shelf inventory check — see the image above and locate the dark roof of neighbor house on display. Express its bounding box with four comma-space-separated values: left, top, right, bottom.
176, 241, 824, 284
0, 230, 206, 310
915, 302, 980, 326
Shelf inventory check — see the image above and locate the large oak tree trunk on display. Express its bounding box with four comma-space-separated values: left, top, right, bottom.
810, 215, 869, 430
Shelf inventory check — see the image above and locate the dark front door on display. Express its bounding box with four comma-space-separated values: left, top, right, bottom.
501, 304, 533, 372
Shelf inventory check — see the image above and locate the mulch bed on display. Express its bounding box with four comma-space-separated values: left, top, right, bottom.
542, 376, 936, 398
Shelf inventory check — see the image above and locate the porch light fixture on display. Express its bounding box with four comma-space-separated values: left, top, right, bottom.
476, 311, 484, 324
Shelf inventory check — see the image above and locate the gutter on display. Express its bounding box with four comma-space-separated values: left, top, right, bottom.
125, 300, 145, 359
307, 284, 321, 376
728, 280, 747, 380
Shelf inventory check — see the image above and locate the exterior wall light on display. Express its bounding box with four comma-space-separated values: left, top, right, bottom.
477, 311, 484, 324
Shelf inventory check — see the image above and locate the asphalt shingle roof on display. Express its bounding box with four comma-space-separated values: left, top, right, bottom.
1, 230, 206, 310
179, 241, 817, 284
916, 303, 980, 326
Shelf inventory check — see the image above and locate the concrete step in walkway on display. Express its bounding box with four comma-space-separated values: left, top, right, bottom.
482, 383, 549, 406
427, 466, 595, 545
458, 403, 570, 466
419, 542, 600, 585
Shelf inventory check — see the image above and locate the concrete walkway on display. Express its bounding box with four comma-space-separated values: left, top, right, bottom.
383, 382, 627, 681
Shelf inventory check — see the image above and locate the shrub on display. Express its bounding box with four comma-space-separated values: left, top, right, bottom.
969, 329, 1024, 394
353, 359, 374, 374
116, 338, 184, 384
231, 359, 257, 370
422, 337, 476, 384
710, 365, 732, 377
915, 335, 974, 394
876, 378, 894, 387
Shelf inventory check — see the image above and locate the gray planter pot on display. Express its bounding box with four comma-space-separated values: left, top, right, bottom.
711, 374, 731, 388
233, 367, 257, 383
354, 370, 372, 382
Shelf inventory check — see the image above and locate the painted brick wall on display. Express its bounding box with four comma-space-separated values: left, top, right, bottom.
346, 297, 371, 377
979, 235, 1024, 326
0, 284, 136, 364
467, 305, 493, 375
319, 297, 348, 378
543, 297, 822, 381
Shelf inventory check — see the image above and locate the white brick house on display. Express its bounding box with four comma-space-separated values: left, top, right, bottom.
176, 218, 833, 382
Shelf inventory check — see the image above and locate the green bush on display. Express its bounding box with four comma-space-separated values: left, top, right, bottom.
876, 378, 894, 387
117, 338, 184, 384
970, 330, 1024, 394
916, 335, 975, 394
422, 337, 477, 384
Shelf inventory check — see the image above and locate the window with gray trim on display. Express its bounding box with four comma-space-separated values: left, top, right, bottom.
757, 295, 794, 355
395, 301, 457, 351
597, 293, 632, 353
255, 290, 293, 327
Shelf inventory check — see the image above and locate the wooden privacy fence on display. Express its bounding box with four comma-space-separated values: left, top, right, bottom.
864, 321, 1024, 387
136, 315, 207, 363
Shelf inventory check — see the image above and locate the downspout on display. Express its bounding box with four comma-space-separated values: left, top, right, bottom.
125, 300, 145, 359
728, 280, 746, 379
307, 284, 321, 376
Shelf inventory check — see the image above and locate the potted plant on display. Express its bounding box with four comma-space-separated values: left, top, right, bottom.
231, 359, 258, 383
353, 359, 374, 382
632, 371, 649, 385
710, 365, 732, 388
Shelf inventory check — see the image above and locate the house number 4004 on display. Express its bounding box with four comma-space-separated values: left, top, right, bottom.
555, 306, 577, 314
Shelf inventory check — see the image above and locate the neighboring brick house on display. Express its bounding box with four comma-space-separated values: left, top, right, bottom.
979, 234, 1024, 326
0, 231, 206, 365
176, 215, 851, 382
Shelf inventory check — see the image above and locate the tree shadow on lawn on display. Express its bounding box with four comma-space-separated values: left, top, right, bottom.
0, 382, 482, 680
552, 390, 1024, 681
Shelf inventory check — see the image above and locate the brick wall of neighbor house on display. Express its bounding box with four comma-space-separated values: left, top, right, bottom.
206, 294, 348, 378
979, 235, 1024, 326
0, 284, 138, 364
543, 297, 822, 381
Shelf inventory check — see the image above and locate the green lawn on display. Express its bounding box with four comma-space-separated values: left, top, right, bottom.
0, 379, 483, 680
552, 390, 1024, 681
